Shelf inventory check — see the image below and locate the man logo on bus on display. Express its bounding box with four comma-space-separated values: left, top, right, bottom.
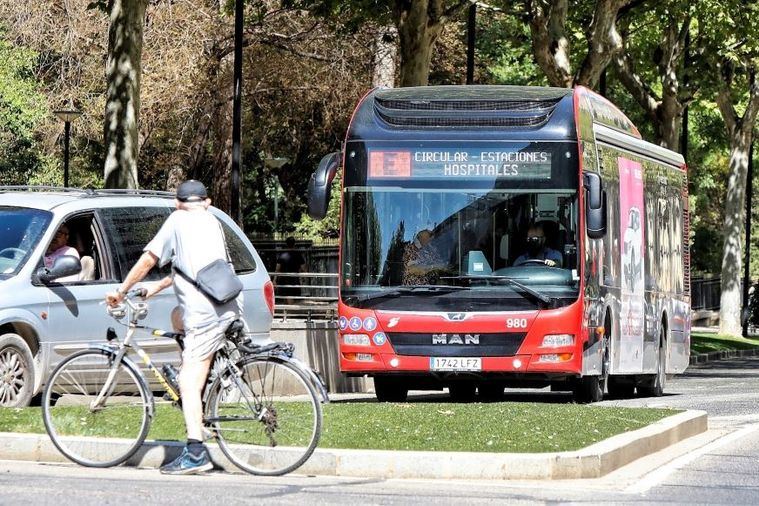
446, 313, 467, 321
432, 334, 480, 345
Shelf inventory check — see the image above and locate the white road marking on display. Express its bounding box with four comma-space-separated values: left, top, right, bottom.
625, 422, 759, 494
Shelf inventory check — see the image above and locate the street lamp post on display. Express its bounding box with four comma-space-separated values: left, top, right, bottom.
53, 106, 82, 188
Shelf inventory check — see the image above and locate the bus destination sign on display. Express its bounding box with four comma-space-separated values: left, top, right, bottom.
368, 149, 552, 179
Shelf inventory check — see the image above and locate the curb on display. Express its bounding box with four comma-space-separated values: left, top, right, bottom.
1, 409, 706, 480
689, 347, 759, 365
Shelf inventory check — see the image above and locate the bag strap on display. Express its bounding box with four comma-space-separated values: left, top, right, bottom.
172, 218, 232, 283
173, 264, 199, 287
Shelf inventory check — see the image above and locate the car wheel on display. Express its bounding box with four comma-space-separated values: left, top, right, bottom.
0, 333, 36, 407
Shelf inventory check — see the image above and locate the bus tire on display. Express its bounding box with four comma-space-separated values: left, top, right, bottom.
573, 375, 603, 403
448, 383, 477, 402
638, 325, 667, 397
574, 329, 609, 403
374, 376, 408, 402
607, 376, 635, 399
478, 382, 505, 401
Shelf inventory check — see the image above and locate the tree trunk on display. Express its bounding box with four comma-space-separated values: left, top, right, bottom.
719, 132, 753, 336
716, 71, 759, 336
613, 14, 689, 151
574, 0, 626, 88
103, 0, 147, 189
373, 25, 398, 88
527, 0, 573, 87
394, 0, 469, 87
526, 0, 629, 89
397, 18, 440, 87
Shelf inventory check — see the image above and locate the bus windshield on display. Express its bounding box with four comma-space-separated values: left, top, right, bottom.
341, 141, 580, 311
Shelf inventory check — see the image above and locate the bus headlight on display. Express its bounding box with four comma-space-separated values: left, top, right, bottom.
541, 334, 574, 348
343, 333, 370, 346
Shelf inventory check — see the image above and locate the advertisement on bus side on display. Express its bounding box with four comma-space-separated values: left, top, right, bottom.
619, 157, 645, 372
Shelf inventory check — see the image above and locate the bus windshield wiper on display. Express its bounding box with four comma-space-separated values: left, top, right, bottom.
456, 275, 557, 307
350, 285, 470, 303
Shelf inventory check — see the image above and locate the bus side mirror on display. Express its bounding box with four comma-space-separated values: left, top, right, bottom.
584, 172, 606, 239
307, 152, 340, 220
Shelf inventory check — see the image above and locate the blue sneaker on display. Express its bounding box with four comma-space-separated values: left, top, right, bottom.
159, 446, 213, 475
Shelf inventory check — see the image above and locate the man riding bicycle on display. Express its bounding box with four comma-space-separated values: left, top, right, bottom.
106, 180, 241, 475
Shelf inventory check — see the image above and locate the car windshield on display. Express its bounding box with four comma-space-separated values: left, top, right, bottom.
340, 141, 581, 311
0, 206, 52, 279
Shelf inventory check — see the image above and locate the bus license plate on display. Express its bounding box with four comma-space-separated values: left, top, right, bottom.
430, 357, 482, 371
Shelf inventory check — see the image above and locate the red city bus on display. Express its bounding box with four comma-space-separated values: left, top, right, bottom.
308, 85, 690, 403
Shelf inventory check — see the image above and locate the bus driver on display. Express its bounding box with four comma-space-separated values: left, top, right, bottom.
513, 223, 563, 267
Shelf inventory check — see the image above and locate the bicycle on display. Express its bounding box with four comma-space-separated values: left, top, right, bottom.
41, 289, 327, 476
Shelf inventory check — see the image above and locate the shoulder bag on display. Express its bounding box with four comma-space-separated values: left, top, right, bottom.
173, 221, 243, 305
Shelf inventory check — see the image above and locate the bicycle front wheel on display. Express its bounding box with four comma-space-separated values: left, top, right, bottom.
207, 356, 322, 476
42, 349, 152, 467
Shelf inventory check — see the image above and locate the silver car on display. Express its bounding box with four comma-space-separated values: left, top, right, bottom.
0, 187, 274, 407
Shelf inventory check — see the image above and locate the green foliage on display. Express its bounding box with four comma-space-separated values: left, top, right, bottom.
0, 38, 56, 185
690, 331, 759, 354
477, 12, 546, 86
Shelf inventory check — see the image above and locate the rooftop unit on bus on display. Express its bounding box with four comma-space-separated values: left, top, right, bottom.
307, 85, 689, 405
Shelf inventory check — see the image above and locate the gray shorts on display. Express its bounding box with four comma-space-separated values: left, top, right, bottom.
182, 317, 234, 362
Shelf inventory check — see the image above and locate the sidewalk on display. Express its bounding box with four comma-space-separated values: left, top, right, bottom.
2, 410, 706, 480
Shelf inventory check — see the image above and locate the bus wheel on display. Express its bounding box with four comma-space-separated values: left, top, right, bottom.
448, 383, 477, 402
607, 376, 635, 399
574, 334, 609, 403
374, 376, 408, 402
573, 375, 604, 403
478, 382, 505, 401
638, 327, 667, 397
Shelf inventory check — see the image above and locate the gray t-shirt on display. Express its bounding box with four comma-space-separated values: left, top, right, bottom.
145, 209, 241, 330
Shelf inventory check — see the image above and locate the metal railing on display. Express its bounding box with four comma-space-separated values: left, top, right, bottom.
271, 272, 338, 322
690, 276, 722, 311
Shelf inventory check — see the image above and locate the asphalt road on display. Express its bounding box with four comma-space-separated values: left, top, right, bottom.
3, 357, 759, 505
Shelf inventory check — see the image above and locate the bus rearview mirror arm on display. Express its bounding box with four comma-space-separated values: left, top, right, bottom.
583, 172, 607, 239
307, 151, 340, 220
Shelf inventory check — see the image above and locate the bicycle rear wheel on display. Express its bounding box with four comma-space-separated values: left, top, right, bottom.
42, 349, 152, 467
206, 356, 322, 476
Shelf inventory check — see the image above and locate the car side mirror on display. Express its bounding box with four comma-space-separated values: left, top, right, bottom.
37, 255, 82, 283
583, 172, 606, 239
307, 152, 340, 220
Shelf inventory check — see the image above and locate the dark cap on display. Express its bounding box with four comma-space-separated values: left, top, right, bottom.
176, 180, 207, 202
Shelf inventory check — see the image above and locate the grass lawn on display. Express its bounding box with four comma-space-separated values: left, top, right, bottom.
1, 401, 674, 453
691, 331, 759, 355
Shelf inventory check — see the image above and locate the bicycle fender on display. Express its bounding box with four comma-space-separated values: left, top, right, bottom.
278, 356, 330, 404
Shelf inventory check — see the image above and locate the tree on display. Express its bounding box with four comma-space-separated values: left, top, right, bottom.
521, 0, 633, 89
285, 0, 472, 86
0, 39, 56, 185
698, 0, 759, 335
103, 0, 148, 189
715, 65, 759, 335
613, 2, 695, 150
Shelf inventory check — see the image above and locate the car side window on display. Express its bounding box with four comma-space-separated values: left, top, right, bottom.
217, 219, 257, 274
55, 214, 108, 283
98, 206, 173, 281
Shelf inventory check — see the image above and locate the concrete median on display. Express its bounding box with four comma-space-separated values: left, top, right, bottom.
0, 409, 706, 480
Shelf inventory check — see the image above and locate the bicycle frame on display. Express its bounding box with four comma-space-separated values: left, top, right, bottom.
93, 300, 180, 411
